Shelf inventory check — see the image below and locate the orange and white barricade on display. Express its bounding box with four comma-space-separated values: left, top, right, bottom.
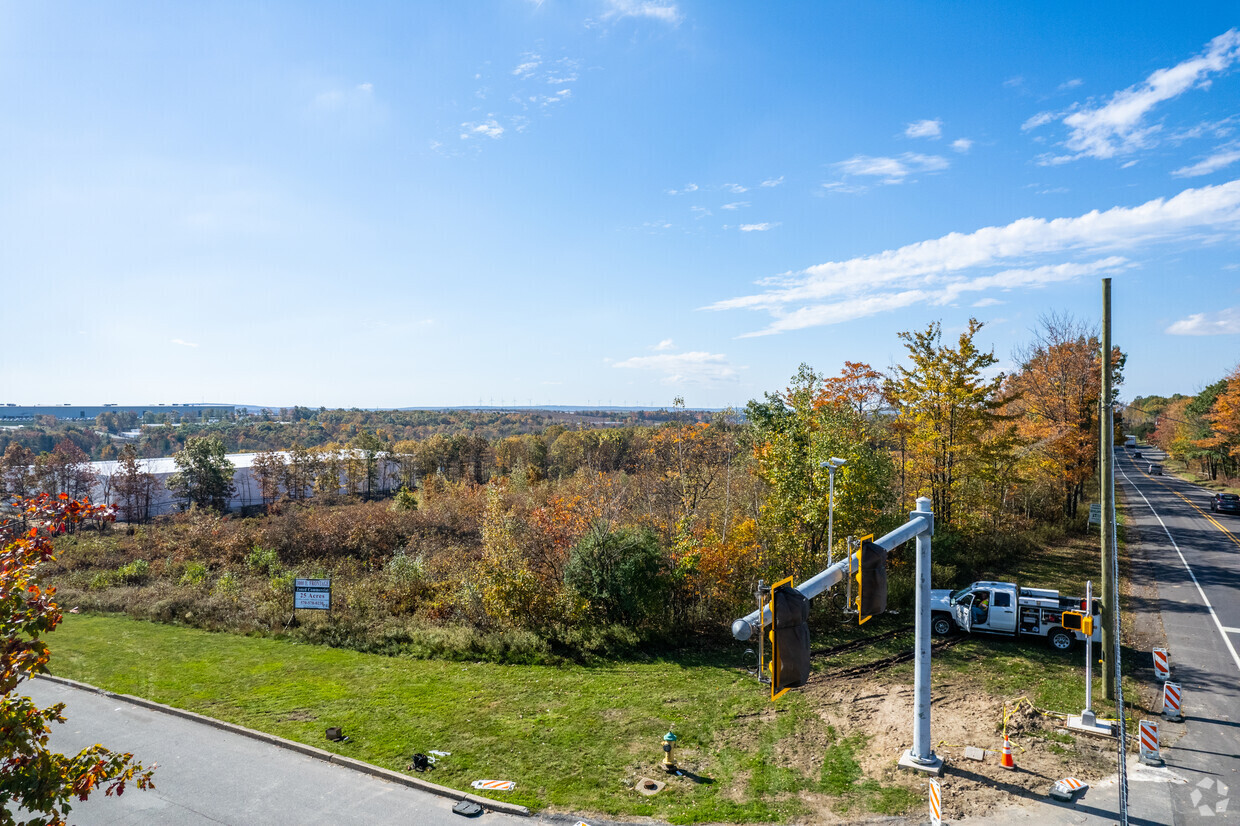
928, 778, 942, 826
1049, 776, 1088, 801
1152, 647, 1170, 680
470, 779, 516, 791
1138, 719, 1163, 766
1162, 682, 1183, 722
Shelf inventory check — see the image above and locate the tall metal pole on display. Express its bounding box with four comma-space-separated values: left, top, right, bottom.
827, 466, 836, 567
899, 496, 942, 774
1101, 278, 1116, 700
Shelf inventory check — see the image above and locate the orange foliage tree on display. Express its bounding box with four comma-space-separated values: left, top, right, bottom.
2, 494, 155, 824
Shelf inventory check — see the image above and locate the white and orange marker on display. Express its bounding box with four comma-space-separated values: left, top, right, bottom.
1162, 681, 1183, 722
1153, 647, 1170, 681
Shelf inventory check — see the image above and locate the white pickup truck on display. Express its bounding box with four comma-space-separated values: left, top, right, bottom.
930, 580, 1102, 652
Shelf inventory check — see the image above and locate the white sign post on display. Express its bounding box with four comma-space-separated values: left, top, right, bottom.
293, 578, 332, 621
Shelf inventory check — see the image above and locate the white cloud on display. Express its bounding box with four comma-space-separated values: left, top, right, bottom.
760, 176, 785, 187
972, 297, 1004, 307
601, 0, 682, 24
1022, 112, 1055, 132
832, 153, 949, 185
1030, 29, 1240, 163
905, 119, 943, 139
1166, 306, 1240, 335
1004, 76, 1025, 89
721, 201, 749, 210
170, 338, 198, 348
951, 138, 974, 153
707, 179, 1240, 335
614, 350, 739, 384
690, 206, 712, 219
1173, 144, 1240, 177
460, 118, 504, 139
667, 183, 699, 195
512, 54, 542, 78
724, 183, 748, 193
654, 338, 675, 351
1058, 78, 1084, 91
739, 222, 778, 232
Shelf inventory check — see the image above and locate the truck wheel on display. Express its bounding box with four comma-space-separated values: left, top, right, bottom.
1048, 628, 1075, 652
931, 613, 955, 637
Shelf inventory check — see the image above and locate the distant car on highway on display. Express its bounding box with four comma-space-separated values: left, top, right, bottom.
1148, 463, 1163, 475
1211, 492, 1240, 515
1133, 451, 1143, 459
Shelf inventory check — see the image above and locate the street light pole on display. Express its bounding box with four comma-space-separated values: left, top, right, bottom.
823, 458, 846, 567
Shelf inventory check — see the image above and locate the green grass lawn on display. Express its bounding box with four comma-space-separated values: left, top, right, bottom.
44, 613, 916, 823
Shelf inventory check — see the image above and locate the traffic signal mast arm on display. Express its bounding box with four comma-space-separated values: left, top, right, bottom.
730, 509, 932, 641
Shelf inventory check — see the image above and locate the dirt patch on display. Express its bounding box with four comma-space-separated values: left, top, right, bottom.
277, 708, 318, 722
802, 673, 1120, 822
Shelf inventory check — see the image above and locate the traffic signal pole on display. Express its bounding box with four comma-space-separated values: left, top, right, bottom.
898, 496, 942, 775
729, 501, 931, 641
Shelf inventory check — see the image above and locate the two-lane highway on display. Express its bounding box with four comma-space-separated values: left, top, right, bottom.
1117, 445, 1239, 823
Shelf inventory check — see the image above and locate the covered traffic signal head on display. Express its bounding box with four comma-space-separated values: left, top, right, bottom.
854, 537, 887, 625
767, 576, 810, 699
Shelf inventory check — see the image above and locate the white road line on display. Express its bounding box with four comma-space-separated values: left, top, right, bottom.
1223, 627, 1240, 635
1118, 465, 1240, 676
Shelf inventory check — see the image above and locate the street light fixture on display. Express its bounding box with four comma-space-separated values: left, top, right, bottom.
823, 458, 846, 566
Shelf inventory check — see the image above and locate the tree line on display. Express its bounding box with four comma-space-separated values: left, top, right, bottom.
22, 314, 1137, 646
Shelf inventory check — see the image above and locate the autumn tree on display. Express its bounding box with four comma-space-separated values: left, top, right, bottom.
886, 319, 1006, 529
166, 436, 236, 512
252, 450, 286, 507
1005, 314, 1124, 518
1203, 365, 1240, 477
747, 364, 894, 581
283, 443, 319, 500
113, 445, 157, 524
0, 445, 35, 499
2, 494, 155, 823
33, 440, 95, 500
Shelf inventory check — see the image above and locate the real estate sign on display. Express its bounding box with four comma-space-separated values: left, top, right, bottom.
294, 578, 331, 610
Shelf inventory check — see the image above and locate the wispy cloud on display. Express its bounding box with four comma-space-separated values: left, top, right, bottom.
667, 183, 699, 195
654, 338, 675, 351
460, 118, 505, 139
724, 183, 748, 194
1058, 78, 1084, 91
905, 119, 942, 139
706, 179, 1240, 335
1027, 29, 1240, 163
972, 297, 1004, 307
721, 201, 749, 210
170, 338, 198, 348
600, 0, 682, 25
829, 153, 950, 186
1166, 306, 1240, 335
739, 222, 778, 232
614, 350, 739, 384
951, 138, 974, 153
760, 176, 785, 187
1173, 144, 1240, 177
512, 54, 542, 78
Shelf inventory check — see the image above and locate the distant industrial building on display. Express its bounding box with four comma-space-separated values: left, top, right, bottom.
0, 404, 236, 421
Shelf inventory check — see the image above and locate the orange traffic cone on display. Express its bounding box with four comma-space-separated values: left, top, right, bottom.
1000, 736, 1016, 770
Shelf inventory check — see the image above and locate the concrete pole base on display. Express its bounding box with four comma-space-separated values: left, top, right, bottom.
897, 749, 944, 776
1066, 713, 1114, 737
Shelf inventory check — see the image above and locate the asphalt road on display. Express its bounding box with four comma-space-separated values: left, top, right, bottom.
21, 678, 540, 826
1115, 445, 1239, 823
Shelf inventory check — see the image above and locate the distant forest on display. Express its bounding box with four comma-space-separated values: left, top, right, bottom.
0, 406, 704, 464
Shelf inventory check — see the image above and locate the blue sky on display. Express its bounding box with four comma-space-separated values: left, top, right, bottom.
2, 2, 1239, 409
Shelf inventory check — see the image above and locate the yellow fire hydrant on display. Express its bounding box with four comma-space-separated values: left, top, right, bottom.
662, 730, 678, 773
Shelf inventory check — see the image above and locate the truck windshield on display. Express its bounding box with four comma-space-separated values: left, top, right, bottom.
948, 586, 973, 606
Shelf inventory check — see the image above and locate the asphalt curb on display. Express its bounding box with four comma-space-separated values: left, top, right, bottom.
34, 673, 531, 818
